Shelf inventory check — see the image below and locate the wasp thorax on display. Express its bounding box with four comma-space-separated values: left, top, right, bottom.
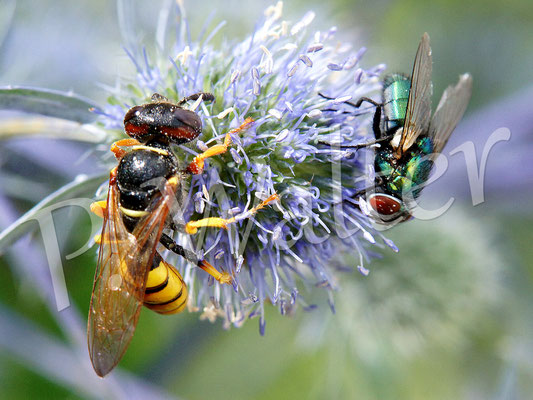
116, 149, 178, 214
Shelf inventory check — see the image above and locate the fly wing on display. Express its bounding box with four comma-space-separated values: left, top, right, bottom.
87, 175, 175, 377
395, 33, 433, 157
429, 73, 473, 157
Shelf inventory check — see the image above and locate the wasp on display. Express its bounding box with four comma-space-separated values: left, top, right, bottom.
88, 92, 278, 377
321, 33, 472, 226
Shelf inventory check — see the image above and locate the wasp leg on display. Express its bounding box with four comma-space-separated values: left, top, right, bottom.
185, 117, 254, 175
159, 233, 232, 284
159, 233, 197, 263
90, 200, 107, 218
168, 221, 185, 232
178, 92, 215, 105
184, 193, 278, 234
110, 138, 142, 159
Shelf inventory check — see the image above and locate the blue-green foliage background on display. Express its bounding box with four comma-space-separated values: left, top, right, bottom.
1, 0, 532, 399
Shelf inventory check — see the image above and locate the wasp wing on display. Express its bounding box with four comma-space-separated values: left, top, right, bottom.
429, 73, 473, 157
395, 32, 433, 157
87, 176, 175, 377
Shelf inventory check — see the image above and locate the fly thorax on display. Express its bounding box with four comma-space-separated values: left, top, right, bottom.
416, 136, 434, 155
405, 156, 434, 198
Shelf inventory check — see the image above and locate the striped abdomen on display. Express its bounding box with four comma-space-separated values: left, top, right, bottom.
144, 253, 188, 314
382, 74, 411, 133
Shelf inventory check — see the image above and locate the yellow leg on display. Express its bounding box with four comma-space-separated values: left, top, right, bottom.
185, 193, 279, 234
90, 200, 107, 218
198, 260, 232, 284
111, 138, 141, 159
186, 117, 254, 174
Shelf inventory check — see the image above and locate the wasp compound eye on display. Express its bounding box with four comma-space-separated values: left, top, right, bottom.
124, 105, 149, 139
161, 107, 202, 143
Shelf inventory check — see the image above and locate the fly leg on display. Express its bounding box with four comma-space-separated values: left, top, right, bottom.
318, 93, 387, 147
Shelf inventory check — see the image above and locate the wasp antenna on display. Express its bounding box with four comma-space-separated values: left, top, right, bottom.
178, 92, 216, 105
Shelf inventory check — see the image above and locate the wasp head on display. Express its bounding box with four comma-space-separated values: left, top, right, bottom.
124, 101, 202, 145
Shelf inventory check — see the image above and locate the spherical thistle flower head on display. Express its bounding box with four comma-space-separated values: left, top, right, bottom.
95, 1, 394, 333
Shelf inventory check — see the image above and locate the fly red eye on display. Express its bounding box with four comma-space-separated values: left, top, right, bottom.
368, 194, 402, 216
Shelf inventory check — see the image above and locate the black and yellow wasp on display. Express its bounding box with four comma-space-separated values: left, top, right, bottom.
88, 93, 277, 377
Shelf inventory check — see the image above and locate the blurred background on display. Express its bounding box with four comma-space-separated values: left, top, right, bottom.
1, 0, 532, 399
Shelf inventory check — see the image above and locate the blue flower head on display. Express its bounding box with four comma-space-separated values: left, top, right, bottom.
97, 1, 394, 333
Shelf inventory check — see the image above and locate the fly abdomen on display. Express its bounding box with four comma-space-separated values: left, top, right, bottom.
383, 74, 410, 133
144, 253, 188, 315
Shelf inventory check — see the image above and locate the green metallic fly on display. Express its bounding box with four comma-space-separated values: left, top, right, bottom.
325, 33, 473, 226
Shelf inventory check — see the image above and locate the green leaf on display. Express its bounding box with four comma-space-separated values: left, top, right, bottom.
0, 114, 108, 142
0, 0, 15, 52
0, 173, 107, 253
0, 86, 100, 123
